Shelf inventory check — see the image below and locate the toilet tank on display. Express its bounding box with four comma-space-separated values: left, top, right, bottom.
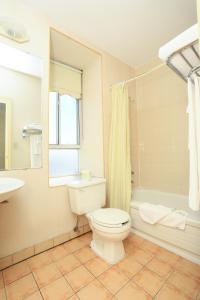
67, 177, 106, 215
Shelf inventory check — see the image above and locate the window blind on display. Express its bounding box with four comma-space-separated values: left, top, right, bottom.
50, 61, 82, 99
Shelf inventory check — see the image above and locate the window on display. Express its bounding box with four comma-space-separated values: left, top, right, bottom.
49, 92, 80, 177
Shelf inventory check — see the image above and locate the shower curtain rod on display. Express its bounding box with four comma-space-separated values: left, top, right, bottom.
111, 63, 165, 88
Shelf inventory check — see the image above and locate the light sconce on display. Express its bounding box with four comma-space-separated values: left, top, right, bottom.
0, 16, 29, 43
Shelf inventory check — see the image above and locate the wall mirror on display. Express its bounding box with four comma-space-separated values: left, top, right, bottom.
0, 42, 42, 170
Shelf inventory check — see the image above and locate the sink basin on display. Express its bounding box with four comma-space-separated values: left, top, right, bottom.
0, 177, 25, 202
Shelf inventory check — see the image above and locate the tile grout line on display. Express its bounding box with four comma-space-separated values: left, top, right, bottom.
128, 245, 169, 299
30, 270, 45, 300
1, 238, 92, 289
0, 230, 92, 272
2, 234, 199, 299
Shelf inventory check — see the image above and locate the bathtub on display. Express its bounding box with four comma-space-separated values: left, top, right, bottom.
130, 189, 200, 264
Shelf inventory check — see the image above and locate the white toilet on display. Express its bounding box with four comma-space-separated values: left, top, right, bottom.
67, 177, 131, 264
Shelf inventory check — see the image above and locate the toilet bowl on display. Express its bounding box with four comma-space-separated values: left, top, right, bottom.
67, 176, 131, 264
87, 208, 131, 264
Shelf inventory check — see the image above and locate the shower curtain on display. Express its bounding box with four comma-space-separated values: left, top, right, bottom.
108, 83, 131, 212
187, 74, 200, 211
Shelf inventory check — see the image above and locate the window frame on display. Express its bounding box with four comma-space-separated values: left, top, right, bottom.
49, 91, 81, 176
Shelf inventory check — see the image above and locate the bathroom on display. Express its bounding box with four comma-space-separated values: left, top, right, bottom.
0, 0, 199, 299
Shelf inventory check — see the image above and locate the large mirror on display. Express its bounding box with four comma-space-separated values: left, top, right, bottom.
0, 42, 42, 170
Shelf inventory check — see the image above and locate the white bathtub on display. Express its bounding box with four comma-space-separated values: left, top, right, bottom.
130, 189, 200, 264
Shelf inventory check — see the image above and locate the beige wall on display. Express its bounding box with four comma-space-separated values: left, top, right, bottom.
81, 57, 104, 177
0, 0, 134, 258
0, 66, 41, 169
132, 59, 189, 195
0, 0, 78, 258
0, 0, 188, 260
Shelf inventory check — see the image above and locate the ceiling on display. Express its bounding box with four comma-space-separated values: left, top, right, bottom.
24, 0, 197, 67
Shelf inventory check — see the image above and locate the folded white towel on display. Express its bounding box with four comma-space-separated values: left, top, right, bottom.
139, 202, 173, 224
139, 202, 188, 230
160, 210, 188, 230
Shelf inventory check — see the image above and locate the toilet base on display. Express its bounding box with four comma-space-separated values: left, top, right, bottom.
90, 238, 125, 265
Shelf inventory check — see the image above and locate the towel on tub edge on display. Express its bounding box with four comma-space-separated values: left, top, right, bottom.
139, 202, 188, 230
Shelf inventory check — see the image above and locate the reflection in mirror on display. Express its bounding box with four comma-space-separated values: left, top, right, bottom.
0, 42, 42, 170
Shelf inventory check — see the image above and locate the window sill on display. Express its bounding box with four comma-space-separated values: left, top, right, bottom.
49, 175, 80, 187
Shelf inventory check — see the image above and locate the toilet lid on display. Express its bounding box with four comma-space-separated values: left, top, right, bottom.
92, 208, 130, 228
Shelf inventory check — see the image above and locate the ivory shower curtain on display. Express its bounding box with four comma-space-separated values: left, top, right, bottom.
187, 74, 200, 211
108, 84, 131, 212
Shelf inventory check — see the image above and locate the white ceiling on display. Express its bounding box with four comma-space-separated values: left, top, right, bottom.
24, 0, 197, 67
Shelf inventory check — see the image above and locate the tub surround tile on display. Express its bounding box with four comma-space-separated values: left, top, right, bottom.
56, 254, 81, 275
74, 246, 96, 263
33, 263, 62, 288
40, 277, 74, 300
167, 270, 200, 299
84, 256, 110, 277
155, 283, 192, 300
146, 257, 173, 278
28, 252, 52, 271
3, 261, 30, 285
65, 265, 94, 292
77, 279, 113, 300
117, 254, 143, 278
98, 266, 129, 294
115, 282, 152, 300
132, 267, 165, 297
5, 274, 38, 300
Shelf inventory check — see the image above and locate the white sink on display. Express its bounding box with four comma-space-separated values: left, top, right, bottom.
0, 177, 25, 202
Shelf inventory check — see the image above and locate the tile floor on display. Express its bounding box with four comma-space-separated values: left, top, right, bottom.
0, 232, 200, 300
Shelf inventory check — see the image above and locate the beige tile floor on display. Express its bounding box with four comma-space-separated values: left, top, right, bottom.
0, 232, 200, 300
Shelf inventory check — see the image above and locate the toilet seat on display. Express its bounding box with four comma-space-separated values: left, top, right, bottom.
89, 208, 130, 228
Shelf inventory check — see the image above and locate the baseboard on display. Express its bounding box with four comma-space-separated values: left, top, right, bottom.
0, 224, 91, 270
131, 228, 200, 265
